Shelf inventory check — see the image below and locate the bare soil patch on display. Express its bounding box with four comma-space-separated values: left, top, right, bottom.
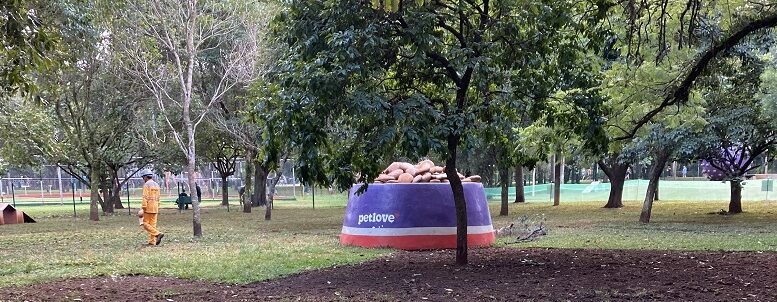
3, 248, 776, 301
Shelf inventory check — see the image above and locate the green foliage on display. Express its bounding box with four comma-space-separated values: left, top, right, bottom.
0, 0, 59, 96
271, 0, 608, 190
0, 98, 61, 167
757, 53, 777, 122
594, 1, 776, 162
694, 50, 777, 181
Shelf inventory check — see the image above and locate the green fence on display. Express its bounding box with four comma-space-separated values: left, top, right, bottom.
484, 179, 777, 202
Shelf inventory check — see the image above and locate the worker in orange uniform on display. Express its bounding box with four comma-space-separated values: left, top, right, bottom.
138, 168, 164, 245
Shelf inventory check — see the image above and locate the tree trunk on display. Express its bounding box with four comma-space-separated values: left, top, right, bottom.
243, 150, 255, 213
112, 190, 123, 210
264, 192, 273, 220
183, 121, 202, 237
514, 166, 525, 203
553, 154, 561, 206
111, 174, 124, 209
560, 157, 565, 184
187, 158, 202, 237
252, 162, 268, 207
100, 180, 113, 214
265, 170, 284, 221
221, 175, 229, 206
446, 134, 467, 265
499, 166, 509, 216
640, 151, 669, 223
729, 179, 743, 214
599, 160, 628, 208
89, 168, 100, 221
183, 7, 201, 238
672, 161, 677, 179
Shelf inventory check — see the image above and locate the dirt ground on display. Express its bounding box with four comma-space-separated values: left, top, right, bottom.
2, 248, 776, 302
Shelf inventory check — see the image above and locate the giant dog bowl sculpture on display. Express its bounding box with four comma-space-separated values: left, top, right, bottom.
340, 182, 495, 250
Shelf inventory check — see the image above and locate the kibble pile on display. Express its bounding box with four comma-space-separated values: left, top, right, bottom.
374, 160, 481, 183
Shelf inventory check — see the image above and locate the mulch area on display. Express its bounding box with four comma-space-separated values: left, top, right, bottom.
3, 248, 776, 301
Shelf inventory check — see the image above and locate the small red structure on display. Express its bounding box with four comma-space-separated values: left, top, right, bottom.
0, 203, 35, 225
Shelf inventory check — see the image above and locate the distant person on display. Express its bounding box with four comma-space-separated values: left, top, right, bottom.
139, 169, 164, 246
196, 184, 202, 203
682, 166, 688, 177
178, 188, 190, 209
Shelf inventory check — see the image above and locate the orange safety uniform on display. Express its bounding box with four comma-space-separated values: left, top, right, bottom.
141, 179, 162, 245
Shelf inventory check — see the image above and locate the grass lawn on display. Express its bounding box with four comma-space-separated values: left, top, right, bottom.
0, 193, 386, 287
2, 192, 777, 288
491, 199, 777, 251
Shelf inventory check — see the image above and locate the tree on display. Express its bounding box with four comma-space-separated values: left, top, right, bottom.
594, 2, 777, 209
695, 52, 777, 214
213, 88, 282, 212
1, 0, 57, 96
0, 0, 148, 220
272, 0, 607, 264
197, 122, 240, 207
629, 121, 700, 223
111, 0, 263, 236
516, 89, 599, 207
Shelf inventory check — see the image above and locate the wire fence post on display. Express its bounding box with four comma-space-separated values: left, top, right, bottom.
127, 182, 131, 215
11, 182, 16, 207
292, 163, 296, 198
72, 182, 77, 217
57, 166, 64, 204
39, 171, 44, 205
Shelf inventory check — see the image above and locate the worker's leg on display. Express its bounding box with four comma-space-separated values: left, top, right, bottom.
142, 213, 160, 245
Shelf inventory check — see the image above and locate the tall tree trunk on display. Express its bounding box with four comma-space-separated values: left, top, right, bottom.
184, 120, 202, 236
446, 134, 467, 265
265, 170, 283, 221
101, 192, 113, 213
100, 177, 113, 214
111, 173, 124, 209
183, 5, 201, 238
89, 168, 100, 221
729, 179, 743, 214
654, 179, 660, 201
187, 155, 201, 237
243, 150, 255, 213
111, 189, 123, 210
640, 150, 669, 223
514, 166, 525, 203
672, 161, 677, 179
553, 154, 561, 206
499, 166, 509, 216
599, 159, 628, 208
252, 163, 268, 207
560, 157, 565, 184
264, 191, 273, 220
221, 175, 229, 206
113, 194, 123, 209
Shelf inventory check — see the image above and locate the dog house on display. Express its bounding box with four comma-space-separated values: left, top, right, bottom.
340, 183, 495, 250
0, 203, 36, 225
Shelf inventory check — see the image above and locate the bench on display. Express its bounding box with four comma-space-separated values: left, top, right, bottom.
175, 194, 192, 210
